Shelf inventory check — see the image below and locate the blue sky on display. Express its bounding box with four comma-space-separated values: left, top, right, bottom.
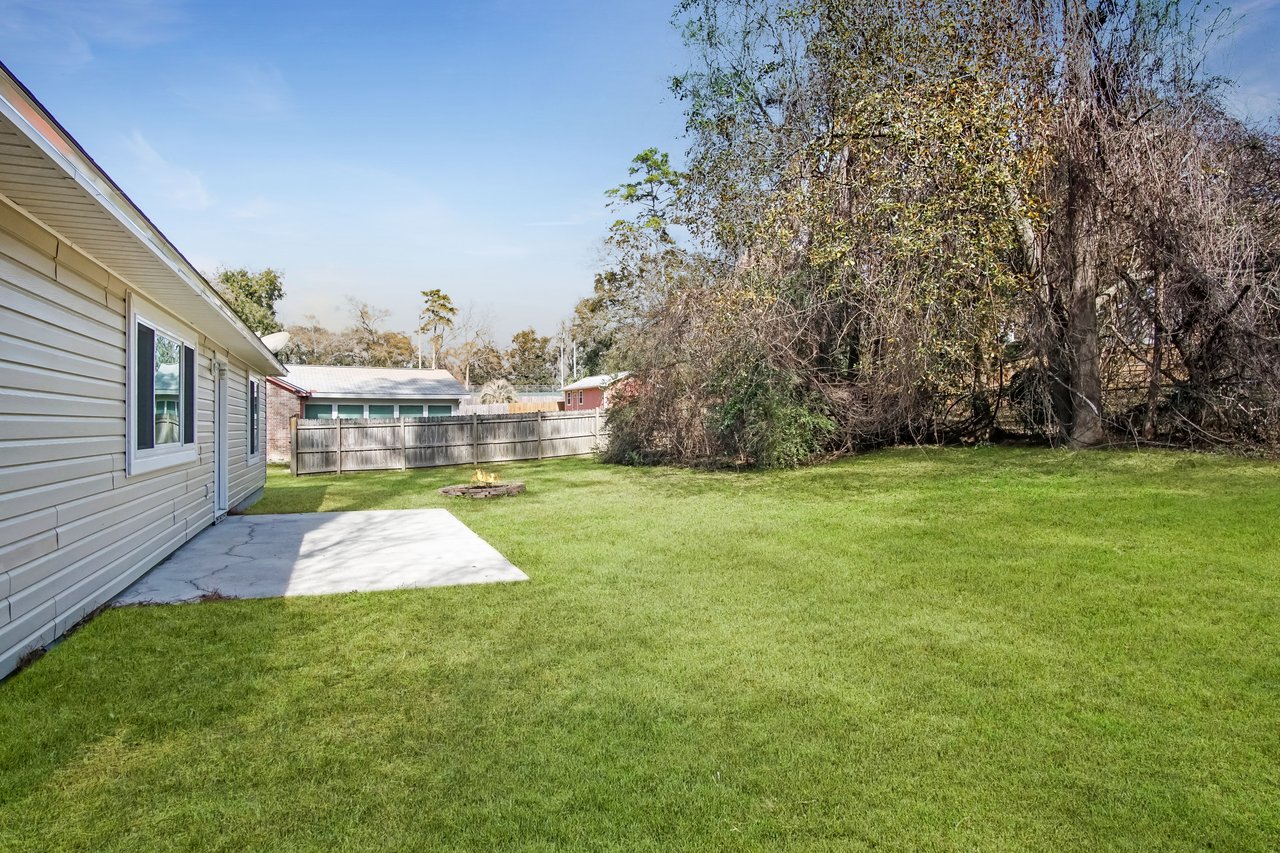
1, 0, 1276, 344
0, 0, 691, 342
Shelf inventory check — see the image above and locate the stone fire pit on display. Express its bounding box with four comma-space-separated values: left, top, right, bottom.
439, 481, 525, 499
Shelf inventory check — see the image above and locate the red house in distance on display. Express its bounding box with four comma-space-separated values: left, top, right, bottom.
562, 373, 629, 411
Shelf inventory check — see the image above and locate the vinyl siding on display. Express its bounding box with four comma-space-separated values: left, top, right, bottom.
0, 200, 266, 677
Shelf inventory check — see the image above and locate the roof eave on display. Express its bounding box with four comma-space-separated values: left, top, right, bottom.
0, 61, 283, 376
266, 375, 310, 396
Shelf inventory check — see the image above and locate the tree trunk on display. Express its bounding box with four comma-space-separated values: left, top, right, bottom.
1065, 166, 1104, 447
1143, 271, 1165, 441
1060, 0, 1105, 448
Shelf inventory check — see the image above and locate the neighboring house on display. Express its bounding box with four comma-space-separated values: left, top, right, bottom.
0, 65, 284, 678
562, 373, 630, 411
266, 365, 468, 463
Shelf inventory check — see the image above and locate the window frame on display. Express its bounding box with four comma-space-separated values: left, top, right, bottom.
127, 305, 199, 477
248, 375, 262, 459
300, 403, 448, 419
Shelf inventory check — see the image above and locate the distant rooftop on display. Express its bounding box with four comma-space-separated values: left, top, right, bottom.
279, 365, 468, 399
561, 372, 630, 392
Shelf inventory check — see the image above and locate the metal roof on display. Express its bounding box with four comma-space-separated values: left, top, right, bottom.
281, 365, 468, 399
0, 62, 283, 376
562, 372, 629, 392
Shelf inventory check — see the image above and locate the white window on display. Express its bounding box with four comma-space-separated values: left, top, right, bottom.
130, 312, 198, 475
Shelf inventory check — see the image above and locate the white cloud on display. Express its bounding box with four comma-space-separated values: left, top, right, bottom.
124, 130, 212, 210
462, 244, 532, 258
1233, 0, 1280, 15
1222, 78, 1280, 121
174, 62, 293, 120
231, 196, 275, 219
0, 0, 184, 70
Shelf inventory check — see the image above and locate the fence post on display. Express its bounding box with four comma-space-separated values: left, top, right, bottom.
471, 412, 479, 465
537, 410, 544, 460
290, 414, 298, 476
336, 418, 343, 475
399, 417, 407, 470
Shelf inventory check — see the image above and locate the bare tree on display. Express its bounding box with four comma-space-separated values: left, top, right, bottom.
602, 0, 1279, 466
439, 302, 495, 388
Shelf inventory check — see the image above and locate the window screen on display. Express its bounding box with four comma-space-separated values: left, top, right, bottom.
337, 404, 365, 418
426, 404, 452, 417
152, 333, 182, 445
133, 317, 195, 465
398, 405, 424, 417
304, 404, 332, 419
367, 404, 395, 418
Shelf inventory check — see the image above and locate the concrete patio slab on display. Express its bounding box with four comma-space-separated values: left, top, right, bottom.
114, 509, 527, 605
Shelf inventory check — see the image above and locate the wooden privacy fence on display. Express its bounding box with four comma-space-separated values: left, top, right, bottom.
291, 410, 605, 475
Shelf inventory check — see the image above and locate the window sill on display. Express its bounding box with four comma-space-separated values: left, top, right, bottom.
129, 446, 199, 477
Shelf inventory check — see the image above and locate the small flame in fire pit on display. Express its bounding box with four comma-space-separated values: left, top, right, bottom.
471, 468, 500, 485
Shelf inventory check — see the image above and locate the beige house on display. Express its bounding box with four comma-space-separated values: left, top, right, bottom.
0, 64, 284, 677
266, 365, 468, 463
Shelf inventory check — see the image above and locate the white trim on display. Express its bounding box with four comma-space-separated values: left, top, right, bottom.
299, 402, 454, 419
130, 447, 199, 477
126, 294, 199, 477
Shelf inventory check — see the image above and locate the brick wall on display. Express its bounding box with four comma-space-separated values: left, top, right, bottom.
266, 381, 302, 463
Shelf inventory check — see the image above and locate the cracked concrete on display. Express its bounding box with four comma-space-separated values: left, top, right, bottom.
114, 510, 528, 605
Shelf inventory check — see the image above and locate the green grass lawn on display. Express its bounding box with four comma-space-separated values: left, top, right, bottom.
2, 447, 1278, 850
